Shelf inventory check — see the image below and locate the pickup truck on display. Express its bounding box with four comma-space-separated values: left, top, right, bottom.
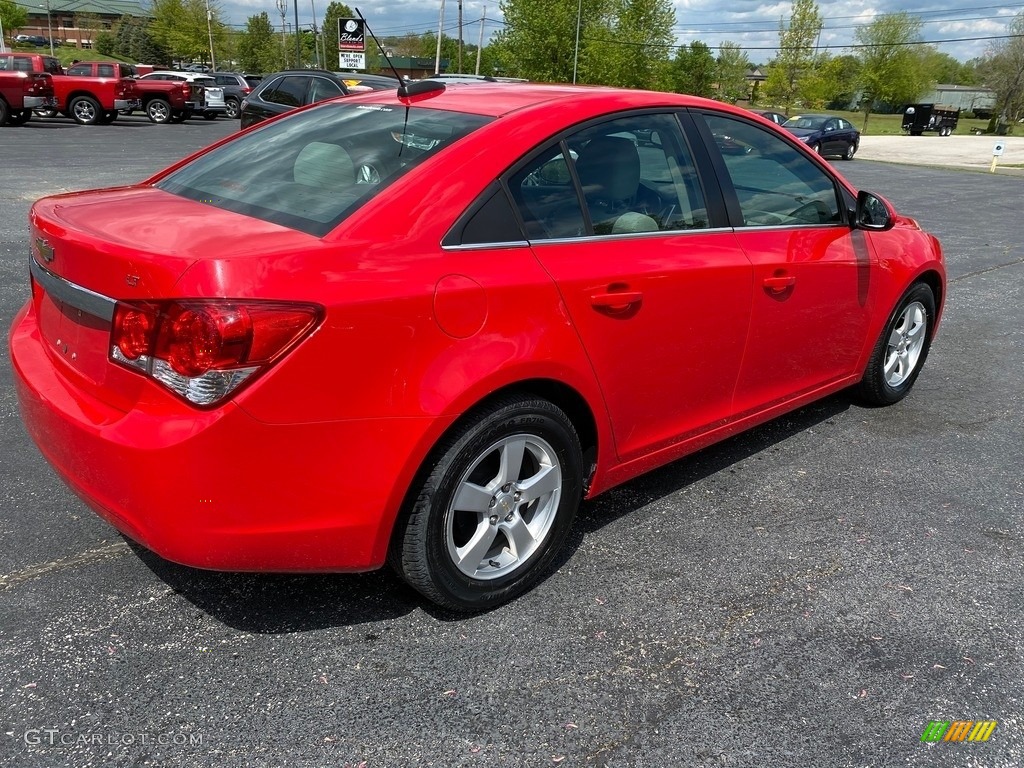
0, 56, 57, 126
6, 52, 141, 125
66, 61, 205, 124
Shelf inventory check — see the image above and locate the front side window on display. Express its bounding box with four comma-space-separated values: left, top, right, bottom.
155, 103, 490, 237
702, 114, 841, 227
507, 112, 708, 240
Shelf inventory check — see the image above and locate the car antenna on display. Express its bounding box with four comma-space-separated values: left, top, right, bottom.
355, 8, 444, 98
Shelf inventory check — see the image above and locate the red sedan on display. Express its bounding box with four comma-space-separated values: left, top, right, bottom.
9, 83, 945, 610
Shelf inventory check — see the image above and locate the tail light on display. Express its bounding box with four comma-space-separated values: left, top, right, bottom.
181, 82, 191, 99
111, 299, 322, 406
23, 73, 53, 96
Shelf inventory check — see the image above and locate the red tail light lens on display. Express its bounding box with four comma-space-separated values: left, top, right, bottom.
111, 300, 322, 406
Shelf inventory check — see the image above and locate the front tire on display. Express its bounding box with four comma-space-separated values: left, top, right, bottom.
203, 111, 218, 120
857, 283, 936, 406
392, 396, 583, 611
8, 109, 31, 126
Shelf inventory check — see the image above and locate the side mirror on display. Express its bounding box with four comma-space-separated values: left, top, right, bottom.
853, 190, 895, 231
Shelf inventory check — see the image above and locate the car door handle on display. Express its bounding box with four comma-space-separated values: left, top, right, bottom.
591, 290, 643, 314
763, 275, 796, 292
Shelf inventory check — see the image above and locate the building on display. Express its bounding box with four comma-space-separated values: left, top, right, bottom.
917, 83, 997, 118
10, 0, 149, 49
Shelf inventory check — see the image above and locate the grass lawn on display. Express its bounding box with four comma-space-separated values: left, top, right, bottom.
771, 108, 995, 137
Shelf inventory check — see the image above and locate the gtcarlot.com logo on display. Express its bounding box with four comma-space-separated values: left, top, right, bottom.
22, 728, 203, 747
920, 720, 997, 743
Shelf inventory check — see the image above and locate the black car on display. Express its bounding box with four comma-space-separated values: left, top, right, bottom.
753, 110, 787, 126
781, 113, 860, 160
212, 71, 262, 119
240, 70, 352, 129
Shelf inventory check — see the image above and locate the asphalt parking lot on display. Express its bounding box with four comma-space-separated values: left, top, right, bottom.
1, 116, 1022, 767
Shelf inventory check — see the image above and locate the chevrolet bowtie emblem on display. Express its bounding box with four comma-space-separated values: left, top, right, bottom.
35, 238, 54, 264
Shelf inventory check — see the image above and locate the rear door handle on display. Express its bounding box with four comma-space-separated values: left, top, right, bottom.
590, 290, 643, 314
763, 275, 796, 292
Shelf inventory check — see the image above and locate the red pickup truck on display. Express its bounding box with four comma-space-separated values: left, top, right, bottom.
66, 61, 205, 124
0, 55, 57, 126
6, 53, 140, 125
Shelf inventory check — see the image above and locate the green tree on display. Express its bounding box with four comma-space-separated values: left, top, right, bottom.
237, 12, 281, 74
854, 12, 929, 130
764, 0, 822, 113
0, 0, 28, 39
669, 41, 716, 97
920, 48, 976, 85
978, 11, 1024, 127
151, 0, 228, 65
493, 0, 608, 83
322, 2, 355, 70
593, 0, 675, 90
716, 40, 751, 103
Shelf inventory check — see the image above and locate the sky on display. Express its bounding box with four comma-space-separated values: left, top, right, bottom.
217, 0, 1024, 64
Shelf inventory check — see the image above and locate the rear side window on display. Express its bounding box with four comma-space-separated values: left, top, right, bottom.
262, 76, 307, 107
308, 76, 344, 103
155, 102, 490, 237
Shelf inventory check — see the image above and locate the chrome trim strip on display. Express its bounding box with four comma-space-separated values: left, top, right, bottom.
442, 240, 531, 252
30, 258, 117, 322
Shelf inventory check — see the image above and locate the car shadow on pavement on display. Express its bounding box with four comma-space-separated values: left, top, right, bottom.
131, 393, 852, 629
130, 543, 422, 630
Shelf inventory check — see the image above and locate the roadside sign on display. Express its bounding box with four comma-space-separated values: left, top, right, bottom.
339, 53, 366, 70
338, 18, 365, 52
992, 141, 1006, 156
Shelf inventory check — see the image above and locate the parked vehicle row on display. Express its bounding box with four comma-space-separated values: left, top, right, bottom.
1, 52, 262, 127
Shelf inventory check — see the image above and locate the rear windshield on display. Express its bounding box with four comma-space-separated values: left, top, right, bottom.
155, 102, 490, 236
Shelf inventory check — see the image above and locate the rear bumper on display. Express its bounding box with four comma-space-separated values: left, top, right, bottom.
25, 96, 57, 109
9, 300, 435, 573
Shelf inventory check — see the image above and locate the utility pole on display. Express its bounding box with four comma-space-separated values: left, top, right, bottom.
474, 6, 484, 76
276, 0, 287, 67
310, 0, 320, 68
457, 0, 462, 73
205, 0, 217, 71
293, 0, 301, 68
434, 0, 446, 74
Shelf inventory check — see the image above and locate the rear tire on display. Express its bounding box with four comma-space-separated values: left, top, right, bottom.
69, 95, 102, 125
856, 283, 936, 406
842, 142, 856, 161
391, 396, 583, 611
0, 99, 9, 126
146, 98, 172, 124
225, 97, 240, 119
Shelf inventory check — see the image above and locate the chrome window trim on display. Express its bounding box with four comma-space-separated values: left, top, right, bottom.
30, 258, 116, 322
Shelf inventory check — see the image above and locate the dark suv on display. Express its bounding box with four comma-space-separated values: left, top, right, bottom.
240, 70, 351, 129
211, 72, 262, 119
